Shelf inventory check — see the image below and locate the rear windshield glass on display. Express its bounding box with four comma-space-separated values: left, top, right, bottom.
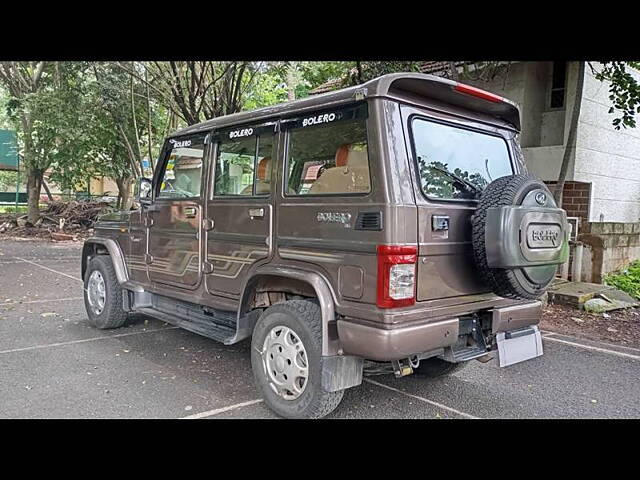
411, 118, 513, 200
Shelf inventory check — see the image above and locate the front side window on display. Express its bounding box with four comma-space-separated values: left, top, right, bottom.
286, 114, 370, 196
214, 133, 274, 196
158, 138, 205, 199
411, 118, 513, 200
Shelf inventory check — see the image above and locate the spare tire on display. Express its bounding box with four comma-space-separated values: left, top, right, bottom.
472, 174, 567, 300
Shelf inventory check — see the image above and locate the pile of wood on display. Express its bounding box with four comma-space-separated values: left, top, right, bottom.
0, 201, 115, 241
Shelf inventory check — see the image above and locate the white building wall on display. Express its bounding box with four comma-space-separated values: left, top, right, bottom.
461, 62, 572, 181
574, 63, 640, 222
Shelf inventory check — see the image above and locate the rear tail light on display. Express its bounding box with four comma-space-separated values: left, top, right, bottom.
454, 83, 503, 103
376, 245, 417, 308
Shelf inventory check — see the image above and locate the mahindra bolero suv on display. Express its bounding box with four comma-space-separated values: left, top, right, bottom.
82, 73, 569, 419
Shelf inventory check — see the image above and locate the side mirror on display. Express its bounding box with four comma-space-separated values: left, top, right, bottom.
135, 177, 152, 204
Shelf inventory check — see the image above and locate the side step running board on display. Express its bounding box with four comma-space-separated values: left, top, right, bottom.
137, 307, 236, 344
130, 291, 261, 345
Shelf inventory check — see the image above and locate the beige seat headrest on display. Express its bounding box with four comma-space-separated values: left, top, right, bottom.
308, 144, 370, 194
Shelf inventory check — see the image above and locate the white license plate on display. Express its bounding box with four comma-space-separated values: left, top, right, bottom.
496, 326, 543, 367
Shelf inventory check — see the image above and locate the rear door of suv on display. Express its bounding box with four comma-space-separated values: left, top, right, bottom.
401, 105, 517, 302
204, 122, 277, 299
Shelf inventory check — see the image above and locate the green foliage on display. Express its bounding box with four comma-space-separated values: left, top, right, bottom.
604, 261, 640, 299
0, 170, 25, 190
0, 205, 27, 213
594, 62, 640, 129
0, 89, 10, 129
242, 64, 289, 111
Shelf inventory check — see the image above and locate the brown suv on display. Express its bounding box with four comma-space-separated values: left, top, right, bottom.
81, 73, 569, 419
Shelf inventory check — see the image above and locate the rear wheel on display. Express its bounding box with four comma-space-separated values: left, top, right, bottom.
251, 300, 344, 419
413, 358, 468, 378
84, 255, 128, 330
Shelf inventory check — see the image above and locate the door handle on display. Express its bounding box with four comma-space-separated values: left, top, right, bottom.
249, 208, 264, 219
202, 218, 215, 231
184, 207, 197, 218
432, 215, 449, 231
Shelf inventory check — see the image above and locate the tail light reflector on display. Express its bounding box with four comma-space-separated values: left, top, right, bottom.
376, 245, 417, 308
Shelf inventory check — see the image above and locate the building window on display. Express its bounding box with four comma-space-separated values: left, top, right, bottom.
550, 61, 566, 109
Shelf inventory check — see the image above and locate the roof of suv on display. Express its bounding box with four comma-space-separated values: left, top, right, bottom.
170, 72, 521, 138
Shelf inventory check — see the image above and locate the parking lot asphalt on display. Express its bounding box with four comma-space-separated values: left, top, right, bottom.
1, 238, 639, 419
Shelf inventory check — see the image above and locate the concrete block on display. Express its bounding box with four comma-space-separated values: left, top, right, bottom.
618, 235, 630, 247
624, 223, 635, 234
604, 236, 617, 248
614, 223, 625, 234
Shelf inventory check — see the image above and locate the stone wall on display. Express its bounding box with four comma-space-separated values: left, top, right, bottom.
578, 222, 640, 283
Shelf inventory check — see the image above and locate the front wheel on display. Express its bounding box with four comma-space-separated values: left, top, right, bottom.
251, 300, 344, 419
83, 255, 128, 330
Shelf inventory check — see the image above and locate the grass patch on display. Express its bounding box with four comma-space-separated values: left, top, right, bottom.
0, 205, 28, 213
604, 261, 640, 299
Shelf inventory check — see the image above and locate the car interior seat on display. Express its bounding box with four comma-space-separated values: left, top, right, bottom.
308, 144, 370, 194
241, 157, 271, 195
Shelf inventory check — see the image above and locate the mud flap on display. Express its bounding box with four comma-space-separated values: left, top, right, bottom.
321, 355, 364, 392
496, 325, 543, 367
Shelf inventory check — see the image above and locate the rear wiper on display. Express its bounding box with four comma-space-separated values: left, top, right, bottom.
426, 163, 482, 197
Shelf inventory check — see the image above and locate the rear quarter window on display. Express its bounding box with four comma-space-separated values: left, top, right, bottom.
286, 114, 370, 196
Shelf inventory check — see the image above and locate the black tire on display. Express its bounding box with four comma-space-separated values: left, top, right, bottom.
83, 255, 128, 330
413, 358, 468, 378
472, 174, 555, 300
251, 300, 344, 419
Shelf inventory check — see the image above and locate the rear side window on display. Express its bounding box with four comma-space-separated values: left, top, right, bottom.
411, 118, 513, 200
286, 109, 370, 196
214, 133, 274, 196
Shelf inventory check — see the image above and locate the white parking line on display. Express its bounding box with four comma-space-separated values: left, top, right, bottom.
0, 326, 179, 355
541, 330, 640, 353
15, 257, 82, 283
543, 336, 640, 361
0, 257, 78, 264
364, 378, 480, 419
1, 296, 83, 306
181, 399, 264, 419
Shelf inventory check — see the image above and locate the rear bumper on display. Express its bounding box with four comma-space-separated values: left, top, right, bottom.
337, 300, 542, 362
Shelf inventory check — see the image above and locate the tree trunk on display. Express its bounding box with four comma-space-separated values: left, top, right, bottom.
116, 176, 133, 211
554, 61, 586, 206
42, 178, 54, 202
26, 168, 43, 224
286, 62, 297, 101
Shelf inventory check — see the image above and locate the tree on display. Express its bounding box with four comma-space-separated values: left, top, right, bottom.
0, 61, 90, 223
553, 61, 586, 205
85, 63, 167, 209
115, 61, 262, 126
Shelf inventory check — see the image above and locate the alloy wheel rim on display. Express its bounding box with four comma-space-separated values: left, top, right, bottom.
87, 270, 106, 315
261, 325, 309, 400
